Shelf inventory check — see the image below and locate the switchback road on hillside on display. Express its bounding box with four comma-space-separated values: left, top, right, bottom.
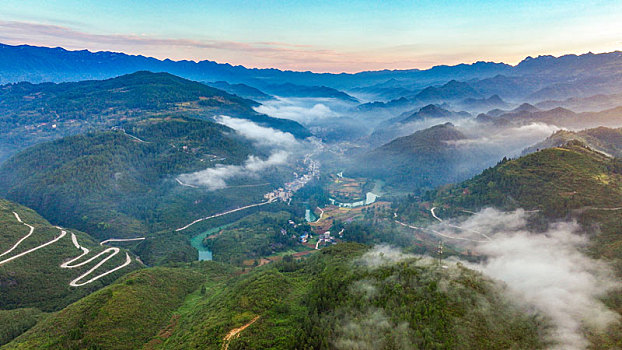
1, 211, 136, 287
61, 235, 144, 287
0, 212, 35, 258
0, 212, 67, 266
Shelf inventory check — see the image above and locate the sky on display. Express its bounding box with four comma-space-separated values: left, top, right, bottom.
1, 0, 621, 73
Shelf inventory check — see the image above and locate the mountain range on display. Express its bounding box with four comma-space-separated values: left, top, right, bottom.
2, 43, 622, 100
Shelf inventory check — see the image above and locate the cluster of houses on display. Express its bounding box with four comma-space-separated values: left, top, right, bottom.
264, 155, 320, 203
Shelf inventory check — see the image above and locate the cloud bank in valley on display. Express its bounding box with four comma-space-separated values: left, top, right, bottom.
177, 150, 289, 190
177, 116, 297, 189
439, 208, 620, 350
449, 122, 561, 157
253, 97, 342, 124
216, 115, 299, 148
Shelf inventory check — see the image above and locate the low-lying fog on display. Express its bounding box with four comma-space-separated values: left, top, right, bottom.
376, 208, 620, 350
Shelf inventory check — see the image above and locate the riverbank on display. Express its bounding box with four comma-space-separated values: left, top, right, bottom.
189, 224, 234, 261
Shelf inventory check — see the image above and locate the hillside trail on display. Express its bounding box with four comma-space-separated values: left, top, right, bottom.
222, 316, 260, 350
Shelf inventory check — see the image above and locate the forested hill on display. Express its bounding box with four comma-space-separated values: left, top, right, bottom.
397, 142, 622, 260
3, 244, 548, 350
0, 116, 274, 253
357, 123, 484, 191
0, 71, 310, 162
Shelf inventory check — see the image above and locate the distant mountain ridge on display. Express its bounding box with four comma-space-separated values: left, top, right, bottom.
4, 43, 622, 93
523, 126, 622, 157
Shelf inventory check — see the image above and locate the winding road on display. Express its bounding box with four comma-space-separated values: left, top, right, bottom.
0, 213, 67, 266
175, 199, 276, 232
0, 212, 35, 259
61, 234, 143, 287
0, 211, 138, 287
314, 207, 325, 222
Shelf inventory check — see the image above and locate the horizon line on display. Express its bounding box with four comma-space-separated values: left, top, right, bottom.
3, 41, 621, 75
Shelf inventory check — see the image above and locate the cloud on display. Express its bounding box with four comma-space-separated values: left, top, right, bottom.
451, 208, 621, 350
177, 150, 289, 190
0, 20, 338, 63
448, 122, 561, 156
335, 308, 413, 350
176, 117, 305, 189
356, 244, 415, 268
215, 115, 298, 148
253, 97, 342, 124
0, 20, 436, 73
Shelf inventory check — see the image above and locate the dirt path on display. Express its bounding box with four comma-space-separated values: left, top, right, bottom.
222, 316, 260, 350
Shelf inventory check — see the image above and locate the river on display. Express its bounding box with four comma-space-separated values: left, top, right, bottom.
328, 179, 384, 208
189, 223, 233, 261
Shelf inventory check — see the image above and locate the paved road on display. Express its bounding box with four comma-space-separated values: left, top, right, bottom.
395, 220, 488, 243
176, 199, 275, 232
1, 211, 136, 287
0, 212, 35, 258
100, 237, 146, 245
0, 214, 67, 266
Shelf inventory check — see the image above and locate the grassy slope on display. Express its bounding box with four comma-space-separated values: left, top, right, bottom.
157, 243, 548, 349
3, 267, 205, 350
0, 309, 43, 346
396, 142, 622, 349
426, 143, 622, 260
524, 126, 622, 157
0, 199, 136, 312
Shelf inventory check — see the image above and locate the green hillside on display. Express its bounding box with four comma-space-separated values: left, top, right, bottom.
360, 123, 486, 191
0, 116, 282, 248
3, 267, 206, 350
0, 71, 309, 161
0, 308, 43, 347
395, 142, 622, 260
3, 244, 549, 350
204, 211, 310, 266
0, 198, 137, 313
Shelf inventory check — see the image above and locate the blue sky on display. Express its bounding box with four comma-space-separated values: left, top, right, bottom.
1, 0, 621, 72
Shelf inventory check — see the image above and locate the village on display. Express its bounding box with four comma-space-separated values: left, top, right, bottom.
263, 153, 320, 203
